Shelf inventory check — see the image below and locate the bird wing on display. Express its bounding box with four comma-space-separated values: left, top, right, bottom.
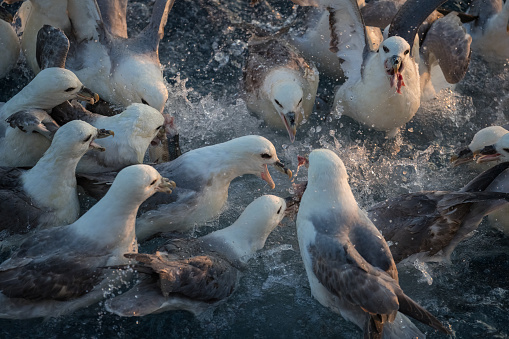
327, 0, 370, 82
0, 167, 44, 237
133, 0, 176, 53
460, 161, 509, 192
0, 255, 105, 301
421, 12, 472, 84
36, 25, 69, 70
6, 109, 59, 140
309, 234, 400, 316
96, 0, 128, 38
125, 252, 238, 302
360, 0, 402, 29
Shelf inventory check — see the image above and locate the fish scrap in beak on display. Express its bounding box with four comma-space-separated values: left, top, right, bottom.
77, 86, 100, 105
476, 145, 501, 163
450, 147, 475, 167
385, 55, 405, 94
156, 177, 176, 194
89, 129, 114, 152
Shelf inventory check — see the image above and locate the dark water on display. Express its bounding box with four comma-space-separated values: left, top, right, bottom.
0, 0, 508, 338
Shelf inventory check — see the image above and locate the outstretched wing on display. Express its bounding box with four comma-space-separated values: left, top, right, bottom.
36, 25, 69, 70
96, 0, 128, 38
421, 12, 472, 84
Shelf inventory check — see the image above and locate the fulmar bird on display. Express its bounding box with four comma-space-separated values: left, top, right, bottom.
77, 135, 292, 241
104, 195, 287, 317
243, 37, 319, 143
0, 165, 175, 319
0, 6, 19, 79
0, 120, 113, 242
451, 125, 509, 166
293, 0, 459, 137
0, 24, 98, 167
367, 161, 509, 263
51, 101, 165, 173
296, 149, 450, 338
65, 0, 174, 112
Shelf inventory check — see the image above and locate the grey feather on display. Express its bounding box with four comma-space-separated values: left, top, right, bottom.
36, 25, 69, 70
421, 12, 472, 84
96, 0, 128, 38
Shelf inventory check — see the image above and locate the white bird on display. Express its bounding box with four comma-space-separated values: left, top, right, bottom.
243, 37, 319, 143
0, 120, 112, 241
451, 125, 509, 166
476, 135, 509, 236
0, 164, 175, 319
0, 67, 98, 167
293, 0, 455, 137
51, 101, 165, 173
0, 7, 19, 79
467, 0, 509, 62
77, 135, 293, 241
296, 149, 450, 338
104, 195, 287, 317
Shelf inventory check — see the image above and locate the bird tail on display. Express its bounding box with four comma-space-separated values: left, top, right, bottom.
382, 313, 426, 339
397, 292, 451, 335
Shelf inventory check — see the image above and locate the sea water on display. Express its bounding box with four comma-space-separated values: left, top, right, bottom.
0, 0, 507, 338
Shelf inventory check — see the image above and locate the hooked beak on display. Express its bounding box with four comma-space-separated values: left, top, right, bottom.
89, 129, 114, 152
97, 129, 115, 139
77, 87, 100, 105
281, 112, 297, 143
390, 55, 402, 73
260, 161, 293, 190
450, 147, 474, 167
156, 177, 176, 194
476, 145, 501, 163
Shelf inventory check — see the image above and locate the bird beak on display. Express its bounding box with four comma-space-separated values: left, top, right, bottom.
391, 55, 402, 73
77, 87, 100, 105
156, 177, 176, 194
476, 145, 501, 163
450, 147, 474, 167
96, 129, 115, 139
281, 112, 297, 143
274, 160, 293, 179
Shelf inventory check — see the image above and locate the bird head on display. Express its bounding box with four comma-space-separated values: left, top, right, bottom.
380, 37, 411, 94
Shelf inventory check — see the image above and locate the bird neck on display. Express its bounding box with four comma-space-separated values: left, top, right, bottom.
71, 190, 141, 248
307, 172, 359, 215
22, 148, 81, 220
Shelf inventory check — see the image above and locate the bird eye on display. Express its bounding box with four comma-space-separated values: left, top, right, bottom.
298, 98, 303, 105
404, 50, 409, 55
65, 87, 76, 92
503, 148, 509, 153
277, 206, 282, 214
142, 99, 148, 105
83, 134, 92, 142
274, 99, 283, 108
261, 153, 271, 159
156, 125, 163, 131
150, 179, 157, 185
383, 46, 389, 53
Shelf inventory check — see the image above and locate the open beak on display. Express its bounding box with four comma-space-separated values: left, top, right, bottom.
77, 87, 100, 105
476, 145, 501, 163
281, 112, 297, 143
88, 129, 114, 152
450, 147, 474, 167
260, 161, 292, 190
156, 177, 176, 194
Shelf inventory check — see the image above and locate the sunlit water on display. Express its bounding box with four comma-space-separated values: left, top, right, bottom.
0, 0, 508, 338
